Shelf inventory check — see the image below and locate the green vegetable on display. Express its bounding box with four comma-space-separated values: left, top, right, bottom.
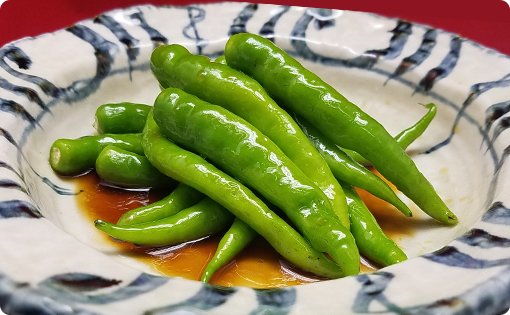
94, 102, 151, 134
201, 218, 257, 283
343, 103, 437, 165
95, 197, 234, 246
225, 33, 457, 225
214, 55, 226, 64
49, 133, 143, 175
153, 88, 360, 276
341, 182, 407, 266
142, 112, 344, 278
117, 183, 205, 225
291, 112, 411, 217
150, 44, 350, 229
95, 146, 177, 189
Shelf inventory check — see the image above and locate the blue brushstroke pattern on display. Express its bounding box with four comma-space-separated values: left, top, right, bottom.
465, 73, 510, 108
250, 287, 296, 315
0, 98, 40, 127
259, 5, 290, 41
39, 273, 168, 305
64, 25, 119, 102
407, 265, 510, 315
291, 13, 410, 69
425, 72, 510, 156
0, 273, 101, 315
491, 116, 510, 143
485, 148, 510, 211
0, 199, 41, 218
94, 14, 140, 80
0, 76, 48, 111
416, 36, 462, 93
0, 179, 27, 193
0, 161, 21, 178
457, 228, 510, 248
228, 3, 258, 36
129, 10, 168, 47
41, 177, 78, 196
484, 100, 510, 133
0, 127, 18, 148
39, 274, 121, 293
365, 20, 412, 60
482, 202, 510, 225
389, 28, 437, 79
352, 272, 408, 314
145, 285, 237, 314
423, 246, 510, 268
183, 7, 207, 55
0, 46, 63, 98
346, 20, 412, 68
308, 8, 336, 30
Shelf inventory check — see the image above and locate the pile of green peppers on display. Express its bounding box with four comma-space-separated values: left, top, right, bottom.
49, 33, 456, 282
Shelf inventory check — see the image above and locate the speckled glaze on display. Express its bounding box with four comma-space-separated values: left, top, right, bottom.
1, 3, 510, 315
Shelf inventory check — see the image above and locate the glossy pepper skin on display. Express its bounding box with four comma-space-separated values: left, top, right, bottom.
95, 197, 234, 246
153, 88, 360, 276
340, 182, 408, 266
95, 146, 177, 189
117, 183, 204, 225
201, 218, 257, 283
142, 113, 344, 278
225, 33, 457, 225
292, 112, 412, 217
49, 133, 143, 175
150, 44, 350, 229
94, 103, 152, 134
344, 103, 437, 165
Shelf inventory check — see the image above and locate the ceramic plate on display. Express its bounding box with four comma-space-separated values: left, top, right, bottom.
1, 2, 510, 314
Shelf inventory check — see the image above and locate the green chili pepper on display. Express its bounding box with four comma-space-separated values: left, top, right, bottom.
291, 112, 411, 217
95, 197, 234, 246
95, 145, 177, 189
343, 103, 437, 165
94, 103, 152, 134
151, 44, 350, 229
49, 133, 143, 175
201, 218, 257, 283
153, 88, 360, 276
117, 183, 205, 225
143, 112, 344, 278
225, 33, 457, 225
340, 181, 407, 266
214, 55, 226, 64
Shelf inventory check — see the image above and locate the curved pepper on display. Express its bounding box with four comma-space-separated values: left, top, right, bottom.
344, 103, 437, 165
117, 183, 205, 225
49, 133, 143, 175
340, 182, 408, 266
142, 112, 344, 278
201, 218, 258, 283
225, 33, 457, 225
94, 102, 152, 134
95, 146, 177, 189
150, 44, 350, 229
95, 197, 234, 246
153, 88, 360, 276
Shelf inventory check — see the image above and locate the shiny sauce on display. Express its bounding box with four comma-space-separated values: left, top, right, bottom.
75, 170, 413, 289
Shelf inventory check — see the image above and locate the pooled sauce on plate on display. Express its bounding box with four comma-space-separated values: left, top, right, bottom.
75, 170, 413, 288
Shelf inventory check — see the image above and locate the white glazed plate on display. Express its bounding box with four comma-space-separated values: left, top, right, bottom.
1, 3, 510, 314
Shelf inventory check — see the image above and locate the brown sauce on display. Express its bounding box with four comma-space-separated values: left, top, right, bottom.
75, 170, 411, 288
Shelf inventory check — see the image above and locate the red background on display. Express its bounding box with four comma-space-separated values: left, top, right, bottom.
0, 0, 510, 56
